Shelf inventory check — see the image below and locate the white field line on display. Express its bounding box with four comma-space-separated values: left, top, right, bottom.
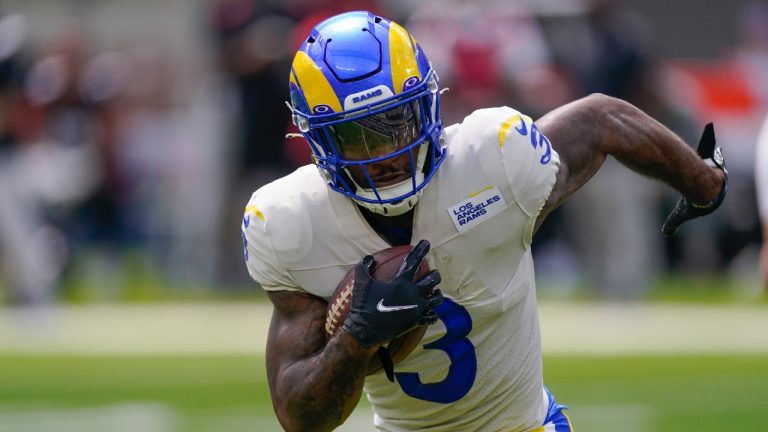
0, 304, 270, 355
0, 403, 176, 432
539, 301, 768, 355
0, 302, 767, 355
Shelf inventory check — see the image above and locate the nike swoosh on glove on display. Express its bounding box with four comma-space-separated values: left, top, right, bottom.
342, 239, 444, 349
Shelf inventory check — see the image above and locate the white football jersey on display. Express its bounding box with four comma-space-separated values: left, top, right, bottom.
242, 106, 560, 432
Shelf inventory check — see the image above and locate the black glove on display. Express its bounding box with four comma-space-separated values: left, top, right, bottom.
342, 239, 444, 349
662, 123, 728, 236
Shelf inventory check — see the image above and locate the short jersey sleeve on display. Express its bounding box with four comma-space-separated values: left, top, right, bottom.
499, 108, 560, 219
463, 106, 561, 220
454, 107, 560, 247
241, 196, 302, 292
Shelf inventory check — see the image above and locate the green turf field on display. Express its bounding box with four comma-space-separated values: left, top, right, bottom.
1, 354, 767, 431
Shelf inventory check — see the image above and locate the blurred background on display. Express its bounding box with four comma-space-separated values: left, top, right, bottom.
0, 0, 767, 431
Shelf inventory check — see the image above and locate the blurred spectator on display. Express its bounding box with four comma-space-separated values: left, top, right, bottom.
0, 11, 24, 151
757, 113, 768, 291
405, 0, 561, 124
536, 0, 667, 298
718, 2, 768, 274
287, 0, 384, 53
163, 53, 236, 286
21, 29, 124, 290
208, 0, 297, 283
209, 0, 294, 174
1, 0, 763, 300
659, 2, 767, 275
733, 2, 768, 107
67, 41, 233, 289
109, 46, 184, 271
0, 13, 71, 303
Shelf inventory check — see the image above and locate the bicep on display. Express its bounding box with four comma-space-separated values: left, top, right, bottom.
265, 291, 328, 388
534, 96, 608, 231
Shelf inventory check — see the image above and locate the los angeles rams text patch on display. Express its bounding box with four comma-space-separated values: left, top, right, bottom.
448, 185, 508, 233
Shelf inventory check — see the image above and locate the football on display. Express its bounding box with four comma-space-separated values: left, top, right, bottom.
325, 245, 431, 375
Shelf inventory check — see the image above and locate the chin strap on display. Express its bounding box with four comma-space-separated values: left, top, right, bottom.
353, 192, 421, 216
348, 139, 431, 216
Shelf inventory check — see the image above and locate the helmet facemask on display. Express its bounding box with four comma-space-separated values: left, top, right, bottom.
295, 71, 446, 216
330, 100, 425, 215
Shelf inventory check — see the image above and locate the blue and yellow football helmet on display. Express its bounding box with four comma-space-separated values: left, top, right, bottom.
288, 11, 446, 216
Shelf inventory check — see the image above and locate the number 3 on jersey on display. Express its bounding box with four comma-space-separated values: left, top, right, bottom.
395, 299, 477, 403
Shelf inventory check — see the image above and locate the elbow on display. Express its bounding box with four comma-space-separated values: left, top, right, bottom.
582, 93, 626, 113
564, 93, 626, 132
584, 92, 612, 101
581, 93, 637, 130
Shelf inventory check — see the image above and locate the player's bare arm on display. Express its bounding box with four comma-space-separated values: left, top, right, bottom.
265, 290, 376, 432
535, 93, 726, 232
264, 242, 442, 432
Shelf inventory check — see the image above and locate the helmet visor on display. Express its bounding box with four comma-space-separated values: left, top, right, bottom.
329, 100, 422, 161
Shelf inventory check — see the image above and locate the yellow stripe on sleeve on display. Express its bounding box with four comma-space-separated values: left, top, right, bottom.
498, 115, 521, 148
498, 113, 534, 148
245, 205, 265, 222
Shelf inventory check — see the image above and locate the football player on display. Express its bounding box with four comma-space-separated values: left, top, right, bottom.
242, 11, 727, 432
